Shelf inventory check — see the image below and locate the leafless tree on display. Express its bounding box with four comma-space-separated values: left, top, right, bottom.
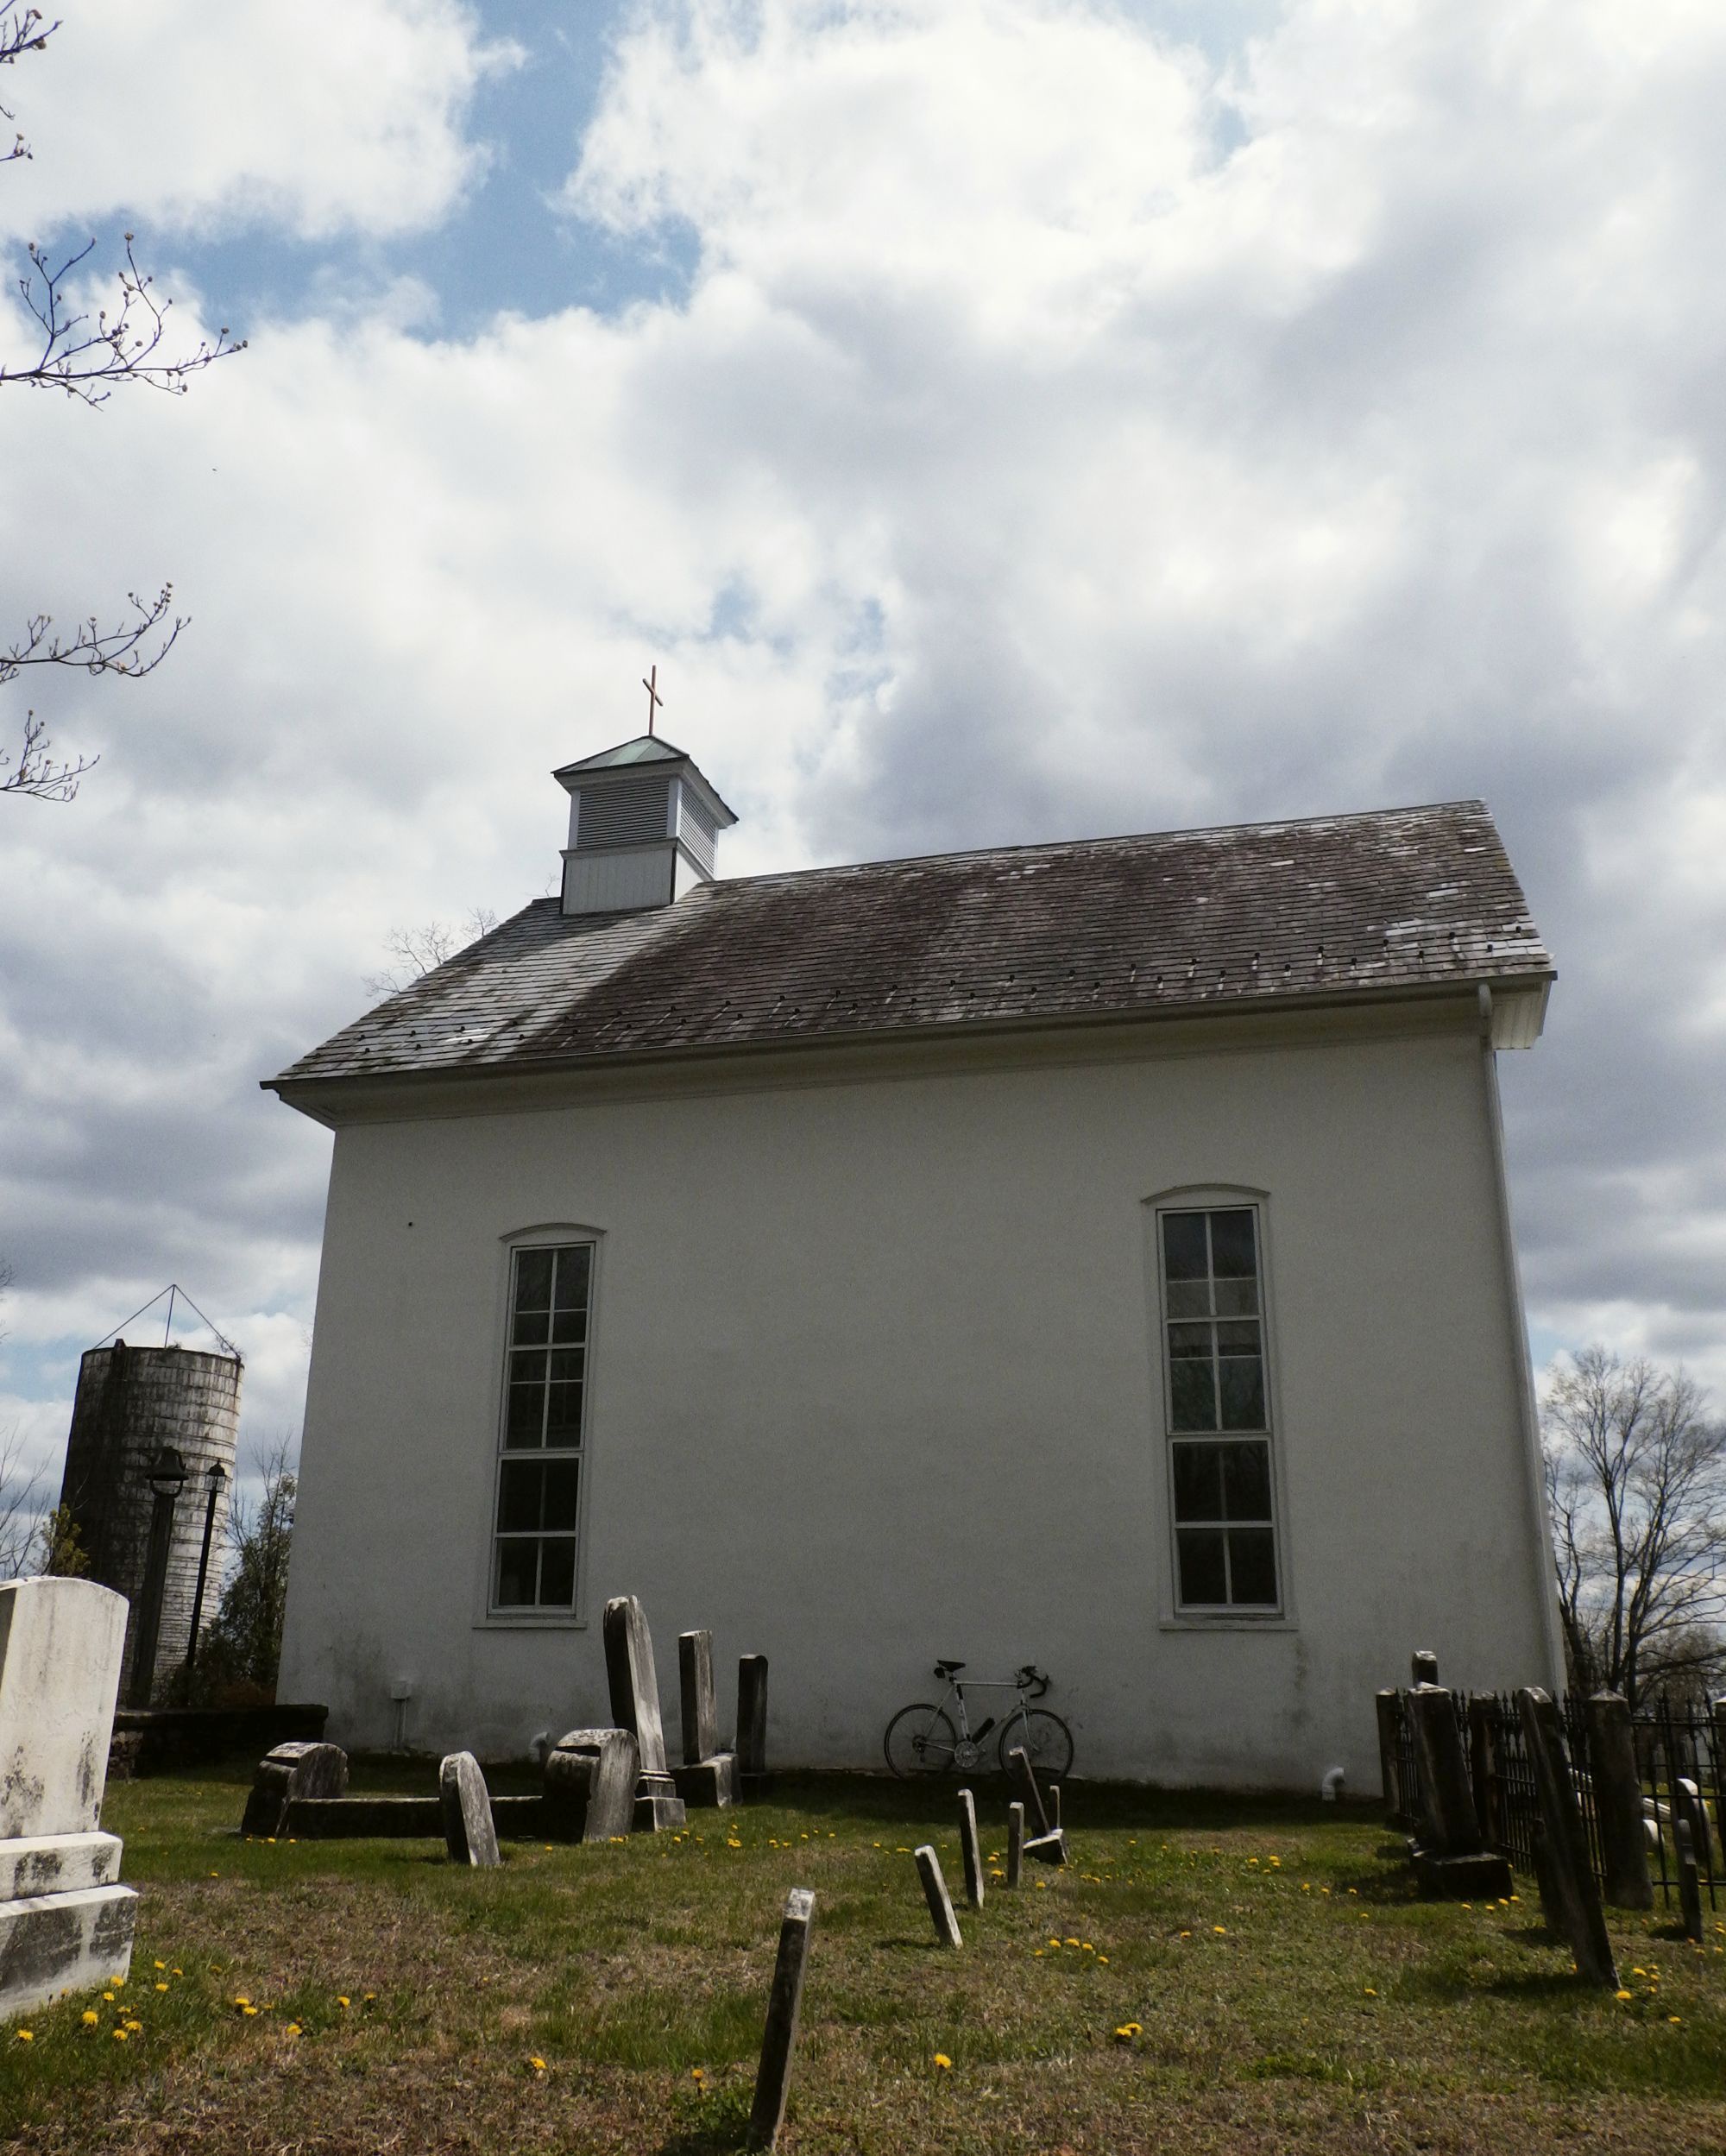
0, 1427, 45, 1579
1543, 1346, 1726, 1708
363, 908, 500, 999
2, 5, 245, 801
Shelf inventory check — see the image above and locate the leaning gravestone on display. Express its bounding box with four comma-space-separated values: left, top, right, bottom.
737, 1655, 770, 1798
439, 1751, 501, 1869
603, 1597, 687, 1831
1515, 1686, 1619, 1989
1405, 1684, 1512, 1898
1583, 1693, 1653, 1910
958, 1788, 984, 1910
543, 1728, 639, 1843
241, 1741, 350, 1838
0, 1579, 137, 2018
1375, 1689, 1407, 1828
746, 1886, 816, 2153
672, 1630, 737, 1808
913, 1845, 962, 1948
1005, 1744, 1066, 1865
1674, 1815, 1705, 1944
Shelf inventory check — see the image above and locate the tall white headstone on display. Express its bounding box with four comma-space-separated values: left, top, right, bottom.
0, 1579, 137, 2020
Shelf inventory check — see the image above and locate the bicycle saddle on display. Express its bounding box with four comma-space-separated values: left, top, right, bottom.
933, 1658, 966, 1676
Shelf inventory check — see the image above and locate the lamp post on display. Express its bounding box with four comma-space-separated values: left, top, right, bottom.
127, 1445, 188, 1710
183, 1460, 226, 1686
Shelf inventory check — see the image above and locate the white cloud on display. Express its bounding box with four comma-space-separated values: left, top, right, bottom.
0, 0, 519, 243
4, 0, 1726, 1449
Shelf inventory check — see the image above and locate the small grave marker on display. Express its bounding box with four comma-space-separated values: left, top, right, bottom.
673, 1629, 737, 1808
914, 1844, 963, 1947
1515, 1686, 1618, 1988
242, 1741, 349, 1838
1006, 1801, 1025, 1888
543, 1727, 639, 1843
439, 1751, 501, 1868
1675, 1815, 1704, 1944
1410, 1649, 1439, 1687
1406, 1684, 1511, 1898
746, 1886, 816, 2152
738, 1655, 770, 1795
959, 1788, 984, 1909
1584, 1694, 1652, 1910
602, 1596, 687, 1831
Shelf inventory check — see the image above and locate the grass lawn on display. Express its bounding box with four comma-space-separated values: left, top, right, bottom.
2, 1757, 1723, 2153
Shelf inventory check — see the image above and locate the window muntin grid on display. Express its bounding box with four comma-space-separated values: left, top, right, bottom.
492, 1244, 591, 1611
1159, 1206, 1280, 1611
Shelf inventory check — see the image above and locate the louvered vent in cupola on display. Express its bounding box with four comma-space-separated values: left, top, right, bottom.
551, 734, 737, 918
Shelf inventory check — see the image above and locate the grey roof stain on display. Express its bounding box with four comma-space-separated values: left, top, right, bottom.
269, 799, 1552, 1091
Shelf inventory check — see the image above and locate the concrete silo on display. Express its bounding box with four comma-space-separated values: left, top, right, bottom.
59, 1339, 241, 1707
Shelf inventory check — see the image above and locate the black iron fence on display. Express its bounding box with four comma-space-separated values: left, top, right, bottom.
1384, 1687, 1723, 1915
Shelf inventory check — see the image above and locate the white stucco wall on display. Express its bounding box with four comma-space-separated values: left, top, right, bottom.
277, 998, 1561, 1789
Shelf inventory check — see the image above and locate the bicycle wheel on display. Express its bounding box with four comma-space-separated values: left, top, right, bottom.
884, 1703, 960, 1777
999, 1707, 1074, 1781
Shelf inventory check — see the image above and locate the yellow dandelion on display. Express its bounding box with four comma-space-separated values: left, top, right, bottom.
154, 1983, 167, 1993
1213, 1926, 1227, 1935
14, 2030, 31, 2043
1064, 1936, 1080, 1947
243, 2006, 258, 2018
112, 2027, 129, 2042
1098, 1955, 1110, 1965
337, 1995, 350, 2008
1668, 2015, 1682, 2026
81, 2010, 98, 2027
104, 1993, 115, 2003
1113, 2022, 1142, 2040
154, 1960, 165, 1970
172, 1968, 182, 1976
124, 2019, 142, 2033
528, 2054, 546, 2072
1616, 1990, 1633, 2002
934, 2052, 952, 2070
287, 2022, 303, 2037
232, 1995, 250, 2008
1179, 1929, 1191, 1939
1364, 1988, 1376, 1996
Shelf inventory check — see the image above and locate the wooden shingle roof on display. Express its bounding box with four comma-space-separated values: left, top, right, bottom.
268, 799, 1552, 1094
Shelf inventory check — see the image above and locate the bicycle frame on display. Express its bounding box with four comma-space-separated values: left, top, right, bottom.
936, 1670, 1047, 1751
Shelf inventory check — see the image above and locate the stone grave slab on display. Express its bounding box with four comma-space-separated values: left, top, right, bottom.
603, 1598, 686, 1831
914, 1844, 962, 1948
241, 1741, 349, 1838
543, 1728, 639, 1844
1516, 1686, 1618, 1988
747, 1886, 816, 2153
439, 1751, 501, 1868
672, 1628, 736, 1807
738, 1655, 770, 1796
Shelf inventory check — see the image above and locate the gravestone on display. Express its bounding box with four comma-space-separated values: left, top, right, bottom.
241, 1741, 349, 1838
737, 1655, 770, 1796
1515, 1686, 1618, 1988
1673, 1775, 1714, 1882
672, 1630, 737, 1809
0, 1579, 137, 2018
1466, 1693, 1503, 1849
1410, 1650, 1439, 1687
1005, 1744, 1066, 1864
602, 1597, 686, 1831
1583, 1694, 1652, 1909
914, 1844, 962, 1948
1406, 1685, 1512, 1898
746, 1886, 816, 2153
1376, 1689, 1407, 1827
1048, 1783, 1061, 1831
958, 1788, 984, 1910
542, 1728, 639, 1843
1674, 1814, 1704, 1944
1006, 1801, 1025, 1888
439, 1751, 501, 1868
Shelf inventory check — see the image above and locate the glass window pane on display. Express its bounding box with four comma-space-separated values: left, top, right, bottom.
512, 1250, 554, 1343
545, 1381, 583, 1441
1169, 1359, 1217, 1432
1172, 1441, 1224, 1522
1218, 1356, 1266, 1430
1214, 1321, 1260, 1354
1209, 1208, 1258, 1278
551, 1307, 588, 1346
1177, 1529, 1228, 1606
553, 1246, 591, 1311
1227, 1529, 1278, 1605
506, 1370, 545, 1448
1166, 1321, 1214, 1359
542, 1459, 581, 1532
1165, 1279, 1210, 1320
1212, 1277, 1258, 1317
494, 1539, 539, 1607
1221, 1440, 1272, 1522
1162, 1212, 1210, 1281
539, 1539, 577, 1607
497, 1459, 543, 1533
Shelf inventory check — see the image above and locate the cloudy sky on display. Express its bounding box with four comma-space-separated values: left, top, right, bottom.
3, 0, 1723, 1499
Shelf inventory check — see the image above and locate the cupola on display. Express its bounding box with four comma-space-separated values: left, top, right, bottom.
552, 734, 738, 917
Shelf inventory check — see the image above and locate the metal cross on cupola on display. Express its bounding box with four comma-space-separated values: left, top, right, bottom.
642, 664, 664, 737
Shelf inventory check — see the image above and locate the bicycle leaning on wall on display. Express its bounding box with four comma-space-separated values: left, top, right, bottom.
882, 1660, 1074, 1779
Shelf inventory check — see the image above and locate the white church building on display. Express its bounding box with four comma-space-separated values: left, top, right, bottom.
269, 734, 1562, 1788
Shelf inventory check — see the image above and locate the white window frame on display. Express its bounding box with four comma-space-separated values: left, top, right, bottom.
1146, 1186, 1292, 1627
479, 1223, 603, 1627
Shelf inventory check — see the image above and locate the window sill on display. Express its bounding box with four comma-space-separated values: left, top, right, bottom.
1158, 1615, 1298, 1633
476, 1613, 589, 1630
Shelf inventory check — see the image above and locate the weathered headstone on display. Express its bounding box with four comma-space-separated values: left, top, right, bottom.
1376, 1689, 1407, 1827
1048, 1782, 1061, 1831
602, 1596, 686, 1831
1674, 1814, 1704, 1944
543, 1727, 640, 1844
1674, 1775, 1714, 1882
241, 1740, 350, 1838
958, 1788, 984, 1910
439, 1751, 501, 1868
672, 1629, 737, 1808
1006, 1800, 1025, 1888
1005, 1743, 1050, 1836
1465, 1693, 1503, 1850
738, 1654, 770, 1795
0, 1579, 137, 2018
1515, 1686, 1619, 1988
746, 1886, 816, 2153
1410, 1649, 1439, 1687
1406, 1685, 1511, 1898
914, 1844, 962, 1947
1584, 1693, 1653, 1910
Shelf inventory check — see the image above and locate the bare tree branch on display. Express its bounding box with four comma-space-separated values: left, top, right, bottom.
364, 909, 501, 999
1, 8, 57, 166
1541, 1346, 1726, 1707
1, 586, 183, 797
3, 230, 246, 404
